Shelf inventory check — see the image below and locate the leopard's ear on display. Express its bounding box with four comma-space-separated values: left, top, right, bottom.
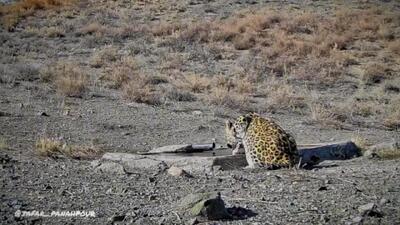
225, 120, 233, 129
244, 114, 253, 125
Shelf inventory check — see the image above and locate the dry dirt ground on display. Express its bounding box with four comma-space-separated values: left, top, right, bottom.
0, 0, 400, 224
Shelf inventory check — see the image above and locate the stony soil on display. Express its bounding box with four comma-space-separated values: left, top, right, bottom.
1, 0, 400, 224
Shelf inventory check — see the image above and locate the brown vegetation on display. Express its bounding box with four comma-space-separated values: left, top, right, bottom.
35, 137, 103, 160
0, 0, 75, 30
40, 62, 88, 97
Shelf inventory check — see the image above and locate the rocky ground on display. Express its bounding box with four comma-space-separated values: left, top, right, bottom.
1, 0, 400, 224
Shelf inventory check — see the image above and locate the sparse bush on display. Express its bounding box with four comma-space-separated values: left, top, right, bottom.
387, 40, 400, 55
174, 74, 211, 93
265, 80, 306, 111
55, 63, 87, 97
77, 22, 105, 36
90, 46, 119, 68
383, 97, 400, 130
122, 79, 162, 105
362, 63, 391, 84
35, 137, 102, 159
0, 136, 8, 150
40, 62, 88, 97
102, 56, 137, 88
35, 137, 63, 157
206, 88, 251, 111
233, 34, 256, 50
151, 22, 181, 36
165, 88, 196, 102
0, 0, 75, 30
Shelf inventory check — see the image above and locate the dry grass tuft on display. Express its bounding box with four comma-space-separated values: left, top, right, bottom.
90, 46, 119, 68
378, 148, 400, 160
122, 78, 162, 105
265, 80, 306, 111
361, 63, 391, 84
151, 22, 181, 37
100, 56, 137, 89
205, 87, 251, 110
35, 137, 63, 157
387, 40, 400, 55
383, 97, 400, 130
40, 62, 88, 97
35, 137, 102, 160
174, 73, 211, 93
0, 136, 8, 150
54, 63, 88, 97
0, 0, 75, 30
77, 22, 106, 37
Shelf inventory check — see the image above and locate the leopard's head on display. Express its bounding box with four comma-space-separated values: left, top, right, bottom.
225, 114, 253, 148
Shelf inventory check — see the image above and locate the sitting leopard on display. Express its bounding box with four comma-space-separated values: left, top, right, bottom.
225, 113, 299, 169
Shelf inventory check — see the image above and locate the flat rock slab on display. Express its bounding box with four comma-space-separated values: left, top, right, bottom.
97, 152, 248, 174
95, 141, 361, 174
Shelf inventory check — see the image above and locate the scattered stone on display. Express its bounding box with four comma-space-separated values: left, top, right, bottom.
167, 166, 192, 177
192, 110, 202, 116
318, 186, 328, 191
0, 111, 12, 117
37, 112, 49, 117
352, 216, 363, 224
95, 162, 125, 175
379, 198, 389, 206
358, 203, 383, 217
177, 192, 231, 220
108, 214, 126, 223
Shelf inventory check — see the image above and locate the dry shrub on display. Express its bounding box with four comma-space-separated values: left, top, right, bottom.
387, 40, 400, 55
179, 22, 211, 43
101, 56, 137, 89
206, 88, 250, 110
174, 73, 211, 93
122, 77, 162, 105
90, 46, 119, 68
77, 22, 106, 36
361, 63, 391, 84
40, 62, 88, 97
383, 97, 400, 130
233, 77, 255, 94
35, 137, 102, 160
151, 22, 181, 36
0, 136, 8, 150
233, 34, 256, 50
265, 80, 306, 110
377, 148, 400, 160
165, 88, 196, 102
36, 137, 62, 157
55, 63, 87, 97
305, 92, 347, 128
43, 26, 64, 37
0, 0, 75, 29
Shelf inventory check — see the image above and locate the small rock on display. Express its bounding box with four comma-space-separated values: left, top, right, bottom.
96, 162, 125, 175
318, 186, 328, 191
108, 214, 126, 223
168, 166, 191, 177
192, 110, 202, 116
352, 216, 363, 223
358, 203, 383, 217
37, 112, 49, 117
379, 198, 389, 206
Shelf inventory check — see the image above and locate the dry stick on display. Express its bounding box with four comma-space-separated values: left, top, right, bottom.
226, 197, 279, 204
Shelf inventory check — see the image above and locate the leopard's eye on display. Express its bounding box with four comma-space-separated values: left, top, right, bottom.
227, 144, 232, 148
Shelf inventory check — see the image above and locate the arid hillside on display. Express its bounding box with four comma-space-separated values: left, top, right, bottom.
0, 0, 399, 224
